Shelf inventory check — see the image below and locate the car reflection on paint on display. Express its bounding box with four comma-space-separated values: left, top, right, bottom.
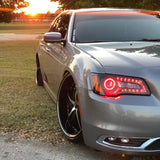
36, 8, 160, 154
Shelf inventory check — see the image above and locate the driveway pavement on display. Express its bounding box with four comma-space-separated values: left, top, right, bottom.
1, 134, 158, 160
0, 134, 102, 160
0, 33, 41, 41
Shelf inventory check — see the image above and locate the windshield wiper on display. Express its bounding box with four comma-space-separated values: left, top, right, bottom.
139, 39, 160, 42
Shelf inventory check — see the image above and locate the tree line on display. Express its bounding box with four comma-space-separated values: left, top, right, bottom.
52, 0, 160, 10
0, 0, 28, 23
1, 0, 160, 23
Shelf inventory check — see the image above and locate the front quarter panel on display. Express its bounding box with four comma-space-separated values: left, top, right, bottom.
68, 45, 105, 90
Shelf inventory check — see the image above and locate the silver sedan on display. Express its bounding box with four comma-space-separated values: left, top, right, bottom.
36, 8, 160, 154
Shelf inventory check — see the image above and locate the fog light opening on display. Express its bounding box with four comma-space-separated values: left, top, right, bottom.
105, 137, 131, 146
102, 136, 149, 147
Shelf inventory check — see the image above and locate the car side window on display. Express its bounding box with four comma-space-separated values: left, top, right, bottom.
49, 13, 71, 38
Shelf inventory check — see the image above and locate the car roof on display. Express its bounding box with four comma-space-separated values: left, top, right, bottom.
74, 8, 133, 12
69, 8, 160, 15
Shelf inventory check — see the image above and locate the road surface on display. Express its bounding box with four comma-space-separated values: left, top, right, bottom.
0, 33, 41, 41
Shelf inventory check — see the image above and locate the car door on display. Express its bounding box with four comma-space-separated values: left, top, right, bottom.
42, 12, 71, 99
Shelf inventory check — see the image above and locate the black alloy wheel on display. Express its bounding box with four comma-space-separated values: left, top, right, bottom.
57, 75, 82, 141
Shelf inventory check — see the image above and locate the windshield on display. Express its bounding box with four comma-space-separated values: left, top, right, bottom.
72, 11, 160, 43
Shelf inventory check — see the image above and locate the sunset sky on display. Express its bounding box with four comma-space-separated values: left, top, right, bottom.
18, 0, 59, 15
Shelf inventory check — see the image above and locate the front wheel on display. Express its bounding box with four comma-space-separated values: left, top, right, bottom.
57, 75, 82, 142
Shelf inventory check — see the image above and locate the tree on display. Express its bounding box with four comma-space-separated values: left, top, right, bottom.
51, 0, 160, 10
0, 0, 29, 23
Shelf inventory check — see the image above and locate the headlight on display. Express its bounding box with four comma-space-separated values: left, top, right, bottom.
91, 74, 150, 97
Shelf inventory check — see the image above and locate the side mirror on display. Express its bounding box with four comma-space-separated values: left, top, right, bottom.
44, 32, 62, 43
44, 32, 66, 46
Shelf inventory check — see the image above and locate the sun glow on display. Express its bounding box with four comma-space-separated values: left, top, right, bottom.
19, 0, 59, 15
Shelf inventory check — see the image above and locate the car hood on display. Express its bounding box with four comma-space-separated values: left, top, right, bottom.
76, 42, 160, 68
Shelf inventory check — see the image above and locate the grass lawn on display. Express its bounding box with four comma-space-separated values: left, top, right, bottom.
0, 22, 50, 34
0, 40, 64, 144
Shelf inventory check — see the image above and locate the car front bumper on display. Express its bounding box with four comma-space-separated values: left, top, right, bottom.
79, 88, 160, 154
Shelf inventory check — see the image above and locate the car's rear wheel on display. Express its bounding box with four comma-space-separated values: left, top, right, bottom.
36, 68, 43, 86
36, 55, 43, 86
57, 74, 82, 142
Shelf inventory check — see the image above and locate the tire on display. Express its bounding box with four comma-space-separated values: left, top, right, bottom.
57, 74, 82, 142
36, 67, 43, 86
